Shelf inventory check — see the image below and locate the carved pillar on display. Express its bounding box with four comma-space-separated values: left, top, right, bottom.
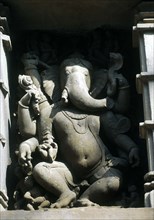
0, 4, 12, 211
133, 2, 154, 207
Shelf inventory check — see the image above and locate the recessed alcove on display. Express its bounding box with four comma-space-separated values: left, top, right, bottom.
1, 0, 153, 217
1, 0, 143, 31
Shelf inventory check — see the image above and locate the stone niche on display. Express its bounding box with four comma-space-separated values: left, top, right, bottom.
0, 0, 154, 219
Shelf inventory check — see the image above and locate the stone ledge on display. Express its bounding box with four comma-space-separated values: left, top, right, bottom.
0, 207, 154, 220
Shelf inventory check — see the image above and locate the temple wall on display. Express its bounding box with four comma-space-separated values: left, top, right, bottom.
0, 18, 11, 211
0, 1, 153, 218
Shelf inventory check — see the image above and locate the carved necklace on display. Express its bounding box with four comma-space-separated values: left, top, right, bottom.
62, 109, 88, 134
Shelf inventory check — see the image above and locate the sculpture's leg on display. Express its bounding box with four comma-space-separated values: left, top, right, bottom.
33, 161, 76, 208
75, 172, 121, 207
38, 200, 50, 209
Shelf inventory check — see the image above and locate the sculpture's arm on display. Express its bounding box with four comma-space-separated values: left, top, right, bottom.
18, 93, 37, 137
128, 147, 140, 168
107, 73, 130, 114
113, 76, 130, 114
37, 103, 58, 162
22, 52, 42, 89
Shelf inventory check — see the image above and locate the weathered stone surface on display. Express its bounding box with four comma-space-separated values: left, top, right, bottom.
15, 50, 140, 209
0, 16, 11, 211
0, 207, 154, 220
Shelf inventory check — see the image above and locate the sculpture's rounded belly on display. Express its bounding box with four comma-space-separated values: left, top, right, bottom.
61, 131, 102, 176
54, 112, 102, 176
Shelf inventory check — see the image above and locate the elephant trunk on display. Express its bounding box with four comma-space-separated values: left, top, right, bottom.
64, 72, 107, 112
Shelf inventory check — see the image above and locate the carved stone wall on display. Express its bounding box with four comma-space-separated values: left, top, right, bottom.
134, 1, 154, 207
1, 0, 142, 31
0, 0, 153, 214
0, 14, 12, 210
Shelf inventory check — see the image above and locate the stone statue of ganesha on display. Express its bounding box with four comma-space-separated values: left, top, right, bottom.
15, 52, 140, 209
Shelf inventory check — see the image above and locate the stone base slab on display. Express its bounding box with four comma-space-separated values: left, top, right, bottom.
0, 207, 154, 220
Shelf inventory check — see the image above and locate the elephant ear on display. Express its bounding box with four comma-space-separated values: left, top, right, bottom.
90, 68, 108, 98
41, 65, 61, 103
90, 53, 123, 98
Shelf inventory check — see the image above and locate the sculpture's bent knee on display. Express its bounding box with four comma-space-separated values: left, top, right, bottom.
107, 176, 121, 193
33, 162, 47, 181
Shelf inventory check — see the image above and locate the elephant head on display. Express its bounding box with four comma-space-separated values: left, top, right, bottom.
60, 58, 107, 112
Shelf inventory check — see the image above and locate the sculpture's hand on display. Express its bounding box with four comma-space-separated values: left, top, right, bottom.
18, 146, 33, 174
19, 92, 32, 106
24, 192, 35, 203
22, 52, 39, 68
107, 76, 118, 97
117, 74, 129, 89
48, 142, 58, 161
129, 148, 140, 168
13, 190, 19, 201
37, 142, 58, 162
106, 155, 128, 169
106, 97, 115, 110
20, 89, 41, 116
30, 90, 41, 116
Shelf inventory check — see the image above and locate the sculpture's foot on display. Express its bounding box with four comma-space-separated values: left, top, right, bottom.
26, 203, 35, 210
50, 191, 76, 208
38, 200, 51, 209
74, 198, 99, 207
